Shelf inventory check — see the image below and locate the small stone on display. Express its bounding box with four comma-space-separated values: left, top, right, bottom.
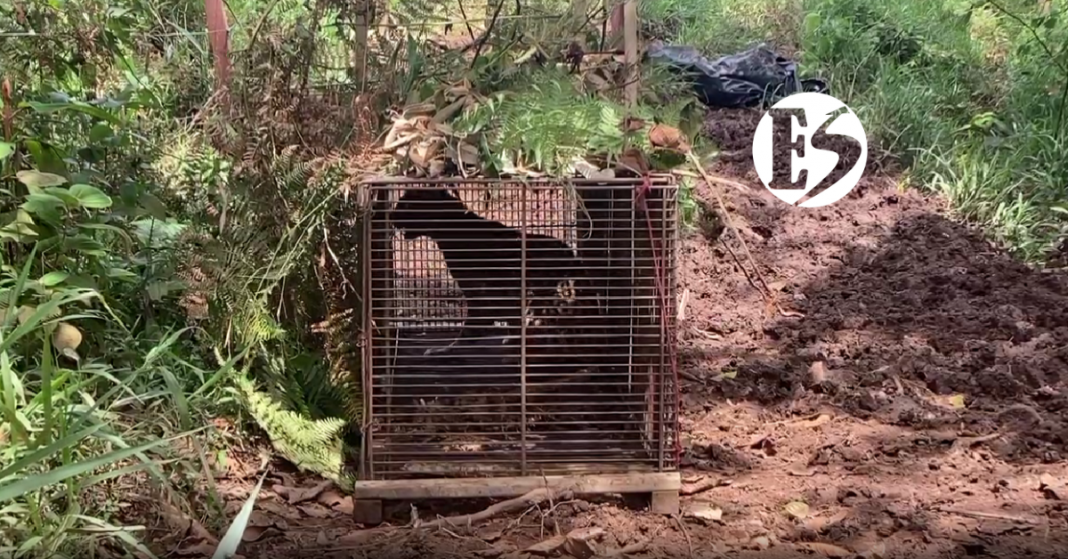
749, 536, 771, 550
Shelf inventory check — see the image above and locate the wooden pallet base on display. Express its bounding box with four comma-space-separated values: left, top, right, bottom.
351, 471, 681, 525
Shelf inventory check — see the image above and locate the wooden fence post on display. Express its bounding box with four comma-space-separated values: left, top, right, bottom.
623, 0, 638, 107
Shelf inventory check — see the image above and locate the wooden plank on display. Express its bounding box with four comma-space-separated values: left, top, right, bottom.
352, 471, 680, 501
650, 490, 680, 515
353, 499, 383, 525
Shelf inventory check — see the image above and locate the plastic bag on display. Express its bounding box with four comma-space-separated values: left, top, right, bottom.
645, 42, 828, 109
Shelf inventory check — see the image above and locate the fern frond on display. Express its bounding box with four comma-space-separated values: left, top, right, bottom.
236, 375, 348, 484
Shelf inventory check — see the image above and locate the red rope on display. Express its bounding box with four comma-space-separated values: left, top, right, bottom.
634, 174, 683, 466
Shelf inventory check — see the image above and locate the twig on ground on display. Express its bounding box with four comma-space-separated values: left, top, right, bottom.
686, 151, 805, 320
604, 538, 650, 557
674, 515, 694, 559
417, 488, 571, 530
939, 507, 1041, 525
680, 476, 730, 496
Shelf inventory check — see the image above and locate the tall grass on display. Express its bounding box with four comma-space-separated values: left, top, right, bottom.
644, 0, 1068, 262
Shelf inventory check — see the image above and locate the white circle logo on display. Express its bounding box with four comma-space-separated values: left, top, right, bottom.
752, 92, 867, 208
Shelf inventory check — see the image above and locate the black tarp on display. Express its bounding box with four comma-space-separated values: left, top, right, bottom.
645, 42, 828, 109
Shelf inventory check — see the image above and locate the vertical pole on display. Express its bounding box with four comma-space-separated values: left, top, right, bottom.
622, 0, 639, 107
353, 0, 370, 90
605, 0, 624, 45
573, 0, 589, 22
205, 0, 231, 95
520, 185, 528, 477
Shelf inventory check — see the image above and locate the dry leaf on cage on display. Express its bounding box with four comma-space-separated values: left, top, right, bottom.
617, 147, 650, 174
427, 160, 447, 178
648, 123, 690, 153
449, 142, 481, 167
434, 98, 467, 123
402, 102, 437, 118
621, 116, 646, 133
410, 138, 445, 170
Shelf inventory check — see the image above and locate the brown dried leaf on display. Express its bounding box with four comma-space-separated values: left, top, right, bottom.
800, 413, 833, 428
525, 535, 567, 555
478, 528, 503, 542
317, 490, 345, 507
794, 542, 853, 557
564, 527, 604, 542
337, 530, 378, 546
273, 480, 331, 504
298, 504, 333, 518
648, 123, 690, 152
784, 501, 810, 520
809, 362, 827, 384
685, 503, 724, 524
175, 541, 218, 557
433, 98, 467, 123
749, 536, 771, 550
621, 116, 646, 133
564, 537, 598, 559
331, 496, 354, 515
241, 525, 281, 542
1040, 473, 1065, 500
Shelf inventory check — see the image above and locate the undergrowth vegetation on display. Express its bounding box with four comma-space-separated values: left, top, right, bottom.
641, 0, 1068, 261
1, 0, 1066, 555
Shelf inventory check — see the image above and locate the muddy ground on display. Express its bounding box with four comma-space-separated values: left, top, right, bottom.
131, 107, 1068, 559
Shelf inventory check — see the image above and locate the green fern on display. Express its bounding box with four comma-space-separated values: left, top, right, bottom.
455, 67, 705, 175
236, 374, 352, 488
456, 68, 628, 175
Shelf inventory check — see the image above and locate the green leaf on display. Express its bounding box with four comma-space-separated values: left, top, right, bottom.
0, 424, 104, 481
0, 436, 167, 503
146, 280, 186, 301
62, 235, 106, 256
89, 123, 115, 143
23, 141, 66, 175
21, 194, 65, 225
132, 218, 187, 249
106, 267, 140, 282
77, 222, 134, 252
65, 275, 99, 291
212, 467, 269, 559
138, 192, 168, 219
0, 142, 13, 160
20, 101, 122, 125
38, 272, 69, 287
22, 193, 66, 214
69, 184, 113, 209
44, 187, 80, 208
803, 12, 822, 35
16, 170, 67, 191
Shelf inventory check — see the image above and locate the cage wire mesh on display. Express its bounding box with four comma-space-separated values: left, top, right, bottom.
361, 177, 679, 479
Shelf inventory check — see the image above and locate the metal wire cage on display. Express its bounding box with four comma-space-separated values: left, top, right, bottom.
361, 176, 679, 480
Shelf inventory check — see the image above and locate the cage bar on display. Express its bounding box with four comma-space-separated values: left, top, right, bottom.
355, 176, 680, 521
